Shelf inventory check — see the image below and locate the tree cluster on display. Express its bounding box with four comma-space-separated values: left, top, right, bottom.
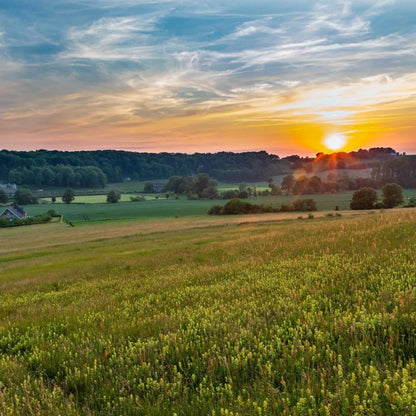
285, 147, 399, 172
350, 183, 403, 210
8, 164, 107, 188
0, 150, 287, 184
208, 198, 317, 215
371, 156, 416, 188
164, 174, 218, 199
281, 173, 389, 195
14, 189, 38, 205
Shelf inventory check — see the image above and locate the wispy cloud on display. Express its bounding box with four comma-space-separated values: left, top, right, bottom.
0, 0, 416, 153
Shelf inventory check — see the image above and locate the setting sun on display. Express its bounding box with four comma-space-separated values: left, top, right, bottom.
324, 133, 346, 151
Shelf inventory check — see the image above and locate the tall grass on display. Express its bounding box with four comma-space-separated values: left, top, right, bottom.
1, 210, 415, 415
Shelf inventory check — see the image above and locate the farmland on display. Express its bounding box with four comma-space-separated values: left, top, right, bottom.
19, 189, 415, 223
1, 209, 416, 415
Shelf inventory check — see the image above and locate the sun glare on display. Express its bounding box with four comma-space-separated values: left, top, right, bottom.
324, 133, 346, 151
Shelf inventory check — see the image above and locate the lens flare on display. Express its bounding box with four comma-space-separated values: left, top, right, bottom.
324, 133, 346, 151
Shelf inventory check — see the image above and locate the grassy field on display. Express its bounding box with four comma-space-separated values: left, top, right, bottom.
1, 210, 416, 415
23, 189, 416, 223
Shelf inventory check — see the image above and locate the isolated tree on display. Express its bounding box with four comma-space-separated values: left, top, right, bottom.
144, 182, 155, 193
270, 184, 282, 195
281, 174, 295, 193
0, 189, 8, 203
382, 183, 403, 208
51, 195, 56, 203
62, 188, 75, 204
350, 187, 377, 210
14, 188, 38, 205
106, 190, 121, 203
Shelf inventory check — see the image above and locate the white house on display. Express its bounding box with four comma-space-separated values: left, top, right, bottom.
0, 205, 28, 221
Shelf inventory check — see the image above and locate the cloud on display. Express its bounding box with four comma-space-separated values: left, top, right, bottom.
1, 0, 416, 153
61, 14, 163, 61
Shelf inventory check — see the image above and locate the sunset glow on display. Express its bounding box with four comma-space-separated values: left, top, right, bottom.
324, 134, 346, 151
0, 1, 416, 155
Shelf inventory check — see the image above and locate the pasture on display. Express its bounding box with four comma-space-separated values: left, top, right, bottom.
0, 210, 415, 414
25, 189, 416, 223
27, 191, 364, 223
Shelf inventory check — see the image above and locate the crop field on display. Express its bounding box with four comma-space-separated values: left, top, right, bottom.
1, 209, 416, 415
25, 191, 369, 223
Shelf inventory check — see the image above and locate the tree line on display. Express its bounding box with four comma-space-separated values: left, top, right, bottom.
0, 150, 288, 185
8, 165, 107, 188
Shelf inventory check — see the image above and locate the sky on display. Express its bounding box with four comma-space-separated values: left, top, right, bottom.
0, 0, 415, 156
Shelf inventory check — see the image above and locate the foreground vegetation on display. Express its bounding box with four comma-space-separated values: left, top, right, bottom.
1, 210, 415, 414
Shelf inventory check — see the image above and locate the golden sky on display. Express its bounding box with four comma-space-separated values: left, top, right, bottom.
1, 1, 415, 156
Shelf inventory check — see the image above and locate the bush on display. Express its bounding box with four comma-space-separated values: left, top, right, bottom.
209, 199, 280, 215
0, 212, 53, 228
350, 187, 377, 210
280, 204, 293, 212
207, 205, 223, 215
291, 198, 317, 212
130, 195, 145, 202
107, 190, 121, 203
222, 198, 253, 215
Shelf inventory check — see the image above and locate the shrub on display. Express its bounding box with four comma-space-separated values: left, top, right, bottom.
222, 198, 253, 215
130, 195, 145, 202
207, 205, 223, 215
106, 190, 121, 203
374, 201, 387, 209
291, 198, 317, 212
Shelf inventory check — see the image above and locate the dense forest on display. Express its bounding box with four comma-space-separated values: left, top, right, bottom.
0, 147, 415, 189
0, 150, 289, 187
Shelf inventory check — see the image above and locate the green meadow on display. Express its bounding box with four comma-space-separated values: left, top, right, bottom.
21, 189, 416, 223
26, 192, 367, 223
1, 209, 416, 415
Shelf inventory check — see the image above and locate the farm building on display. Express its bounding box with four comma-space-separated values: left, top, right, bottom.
0, 182, 17, 197
154, 183, 164, 193
0, 205, 28, 221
